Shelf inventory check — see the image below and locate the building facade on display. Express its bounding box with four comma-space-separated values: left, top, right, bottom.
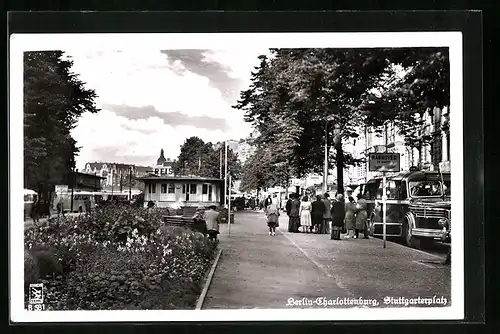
140, 176, 223, 208
83, 162, 149, 188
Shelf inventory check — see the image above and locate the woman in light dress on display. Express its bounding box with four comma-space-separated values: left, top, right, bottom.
344, 196, 357, 238
299, 195, 312, 233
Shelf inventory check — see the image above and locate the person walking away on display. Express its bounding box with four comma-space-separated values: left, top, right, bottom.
31, 197, 40, 223
84, 197, 91, 214
264, 194, 273, 214
344, 196, 357, 238
355, 193, 369, 239
266, 203, 280, 236
205, 205, 221, 242
285, 195, 293, 232
289, 194, 301, 232
299, 196, 312, 233
321, 193, 332, 234
331, 194, 345, 240
311, 195, 326, 234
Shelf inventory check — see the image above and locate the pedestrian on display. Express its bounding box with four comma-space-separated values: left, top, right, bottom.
289, 193, 301, 232
205, 205, 221, 242
355, 193, 369, 239
311, 195, 325, 234
299, 195, 312, 233
264, 194, 273, 213
330, 194, 345, 240
31, 197, 40, 223
84, 197, 91, 214
266, 203, 280, 236
344, 196, 357, 238
285, 195, 293, 232
321, 193, 332, 234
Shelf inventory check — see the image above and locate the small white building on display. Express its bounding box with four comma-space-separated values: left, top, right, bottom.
139, 175, 223, 209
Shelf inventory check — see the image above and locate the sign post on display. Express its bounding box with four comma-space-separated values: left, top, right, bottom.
368, 153, 401, 248
228, 175, 232, 235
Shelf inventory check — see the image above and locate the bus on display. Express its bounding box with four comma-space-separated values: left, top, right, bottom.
52, 190, 97, 213
24, 189, 38, 219
362, 169, 451, 248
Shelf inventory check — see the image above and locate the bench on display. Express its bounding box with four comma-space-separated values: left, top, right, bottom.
162, 216, 207, 235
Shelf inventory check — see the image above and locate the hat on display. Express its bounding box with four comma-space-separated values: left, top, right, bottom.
196, 206, 206, 211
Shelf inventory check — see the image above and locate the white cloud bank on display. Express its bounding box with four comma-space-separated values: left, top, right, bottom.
66, 48, 268, 169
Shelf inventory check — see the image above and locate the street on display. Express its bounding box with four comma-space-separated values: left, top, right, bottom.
202, 210, 451, 309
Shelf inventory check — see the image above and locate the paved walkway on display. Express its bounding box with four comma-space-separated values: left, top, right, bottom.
202, 210, 450, 309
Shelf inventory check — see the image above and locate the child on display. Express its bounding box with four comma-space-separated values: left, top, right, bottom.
266, 203, 280, 236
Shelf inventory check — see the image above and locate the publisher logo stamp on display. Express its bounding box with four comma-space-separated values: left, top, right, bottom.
28, 283, 45, 311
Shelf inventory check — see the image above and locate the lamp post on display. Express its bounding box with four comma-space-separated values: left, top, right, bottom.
224, 140, 228, 207
129, 166, 133, 202
70, 167, 76, 213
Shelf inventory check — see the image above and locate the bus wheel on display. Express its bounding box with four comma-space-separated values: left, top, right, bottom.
403, 219, 416, 248
79, 206, 83, 213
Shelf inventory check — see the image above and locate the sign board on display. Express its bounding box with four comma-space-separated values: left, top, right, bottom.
55, 185, 68, 193
439, 161, 451, 173
368, 153, 401, 172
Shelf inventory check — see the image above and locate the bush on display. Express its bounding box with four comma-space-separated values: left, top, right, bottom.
24, 205, 218, 310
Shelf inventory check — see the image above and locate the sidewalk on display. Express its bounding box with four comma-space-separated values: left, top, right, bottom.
202, 210, 451, 309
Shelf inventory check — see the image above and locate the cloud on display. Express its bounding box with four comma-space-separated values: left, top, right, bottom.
102, 103, 230, 132
161, 49, 243, 104
63, 47, 269, 170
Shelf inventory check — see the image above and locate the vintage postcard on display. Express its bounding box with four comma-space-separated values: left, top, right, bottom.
10, 31, 463, 322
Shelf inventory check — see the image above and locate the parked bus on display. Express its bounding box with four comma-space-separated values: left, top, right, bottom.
362, 169, 451, 248
24, 189, 38, 219
52, 191, 97, 213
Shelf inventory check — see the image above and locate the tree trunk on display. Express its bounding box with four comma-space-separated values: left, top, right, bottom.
336, 139, 344, 195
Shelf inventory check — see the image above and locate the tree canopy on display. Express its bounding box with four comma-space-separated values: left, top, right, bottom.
234, 47, 449, 193
173, 136, 242, 182
24, 51, 100, 199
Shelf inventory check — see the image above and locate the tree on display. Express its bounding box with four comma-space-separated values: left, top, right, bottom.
173, 137, 242, 182
235, 49, 389, 193
235, 48, 449, 192
24, 51, 99, 202
360, 48, 450, 167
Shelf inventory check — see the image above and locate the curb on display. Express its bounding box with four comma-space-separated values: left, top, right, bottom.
195, 247, 223, 310
371, 236, 445, 260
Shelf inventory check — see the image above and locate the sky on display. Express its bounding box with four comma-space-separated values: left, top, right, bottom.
66, 48, 270, 170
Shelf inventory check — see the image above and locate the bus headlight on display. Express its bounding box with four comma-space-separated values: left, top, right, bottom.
438, 218, 449, 227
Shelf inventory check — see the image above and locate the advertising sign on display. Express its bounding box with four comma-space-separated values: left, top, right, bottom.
368, 153, 401, 172
55, 185, 68, 193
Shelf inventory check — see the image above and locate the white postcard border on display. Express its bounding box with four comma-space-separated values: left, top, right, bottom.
10, 31, 464, 322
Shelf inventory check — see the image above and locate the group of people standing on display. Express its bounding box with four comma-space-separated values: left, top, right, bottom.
263, 190, 370, 240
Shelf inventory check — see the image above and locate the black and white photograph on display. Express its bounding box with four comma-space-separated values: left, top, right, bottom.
10, 31, 464, 322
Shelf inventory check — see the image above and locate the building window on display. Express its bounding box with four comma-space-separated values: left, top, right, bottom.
190, 184, 197, 194
208, 185, 213, 201
431, 134, 442, 170
202, 184, 208, 194
182, 184, 186, 194
446, 131, 450, 162
148, 184, 156, 194
161, 184, 167, 193
168, 183, 175, 194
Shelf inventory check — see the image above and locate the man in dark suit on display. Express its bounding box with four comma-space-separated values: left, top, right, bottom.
311, 195, 326, 234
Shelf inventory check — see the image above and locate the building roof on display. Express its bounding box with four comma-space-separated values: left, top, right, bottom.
77, 172, 106, 180
85, 162, 150, 171
138, 175, 223, 182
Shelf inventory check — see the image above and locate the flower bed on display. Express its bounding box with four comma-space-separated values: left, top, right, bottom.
24, 204, 217, 310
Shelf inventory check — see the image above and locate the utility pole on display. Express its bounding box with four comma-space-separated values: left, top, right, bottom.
224, 140, 228, 207
383, 121, 389, 249
219, 147, 223, 179
323, 120, 328, 194
70, 167, 75, 213
129, 166, 132, 201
